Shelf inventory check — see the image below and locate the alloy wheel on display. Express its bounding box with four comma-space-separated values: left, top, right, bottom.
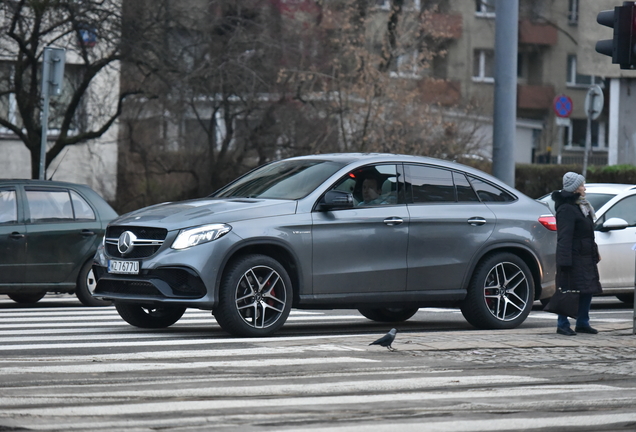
482, 261, 530, 322
235, 265, 287, 329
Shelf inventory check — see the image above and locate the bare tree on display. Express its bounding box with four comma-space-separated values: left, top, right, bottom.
0, 0, 131, 178
279, 0, 485, 158
116, 0, 486, 210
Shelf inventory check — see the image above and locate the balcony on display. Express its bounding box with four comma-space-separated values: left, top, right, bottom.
418, 78, 461, 106
424, 13, 463, 39
519, 19, 557, 45
517, 84, 555, 110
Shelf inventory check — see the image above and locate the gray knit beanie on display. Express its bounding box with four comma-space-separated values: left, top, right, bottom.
562, 172, 585, 193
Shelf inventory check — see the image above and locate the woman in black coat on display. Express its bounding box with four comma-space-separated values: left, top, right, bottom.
551, 172, 602, 336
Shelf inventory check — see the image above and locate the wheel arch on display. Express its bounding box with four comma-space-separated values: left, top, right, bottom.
215, 239, 303, 306
468, 244, 544, 300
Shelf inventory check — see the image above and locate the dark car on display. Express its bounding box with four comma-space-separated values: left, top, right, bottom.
0, 179, 118, 306
92, 153, 557, 336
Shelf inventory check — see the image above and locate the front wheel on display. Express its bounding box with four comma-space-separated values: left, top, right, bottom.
8, 291, 46, 304
460, 252, 534, 329
115, 303, 186, 328
214, 254, 292, 337
75, 261, 111, 307
358, 307, 419, 322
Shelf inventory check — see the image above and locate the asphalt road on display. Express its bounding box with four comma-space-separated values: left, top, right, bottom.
1, 294, 635, 432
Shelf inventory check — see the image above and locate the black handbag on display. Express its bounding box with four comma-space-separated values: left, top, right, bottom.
543, 287, 580, 318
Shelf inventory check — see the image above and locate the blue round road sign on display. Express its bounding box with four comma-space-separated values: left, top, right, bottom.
553, 94, 573, 118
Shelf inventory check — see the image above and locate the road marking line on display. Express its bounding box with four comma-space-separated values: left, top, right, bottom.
10, 382, 632, 417
0, 333, 365, 350
0, 309, 325, 317
0, 315, 367, 331
283, 413, 636, 432
0, 344, 365, 363
0, 377, 554, 402
0, 356, 378, 375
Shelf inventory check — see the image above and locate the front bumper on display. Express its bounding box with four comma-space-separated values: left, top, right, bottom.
91, 232, 236, 309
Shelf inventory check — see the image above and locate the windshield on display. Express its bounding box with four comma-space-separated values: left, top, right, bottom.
213, 159, 346, 200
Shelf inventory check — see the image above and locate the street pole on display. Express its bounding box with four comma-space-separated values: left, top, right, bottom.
557, 125, 563, 164
38, 47, 65, 180
583, 115, 591, 177
582, 85, 604, 178
39, 54, 51, 180
492, 0, 518, 187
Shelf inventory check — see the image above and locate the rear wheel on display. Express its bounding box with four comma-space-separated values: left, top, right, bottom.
8, 292, 46, 304
75, 261, 112, 307
115, 303, 186, 328
461, 252, 534, 329
214, 254, 292, 337
358, 307, 419, 322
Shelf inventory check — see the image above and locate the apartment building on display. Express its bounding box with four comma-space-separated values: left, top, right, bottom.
379, 0, 612, 165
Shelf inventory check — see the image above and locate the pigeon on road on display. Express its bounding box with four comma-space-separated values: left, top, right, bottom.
369, 328, 398, 351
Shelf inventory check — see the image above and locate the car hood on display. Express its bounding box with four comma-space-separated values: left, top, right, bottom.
111, 198, 298, 229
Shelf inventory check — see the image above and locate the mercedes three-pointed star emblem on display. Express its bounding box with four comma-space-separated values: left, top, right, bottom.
117, 231, 137, 255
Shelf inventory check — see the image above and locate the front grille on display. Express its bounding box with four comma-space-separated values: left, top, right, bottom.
107, 226, 167, 240
105, 226, 168, 259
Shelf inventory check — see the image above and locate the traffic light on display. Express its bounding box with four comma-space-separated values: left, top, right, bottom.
596, 2, 636, 69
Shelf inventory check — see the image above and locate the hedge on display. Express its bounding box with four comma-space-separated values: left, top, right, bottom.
515, 164, 636, 199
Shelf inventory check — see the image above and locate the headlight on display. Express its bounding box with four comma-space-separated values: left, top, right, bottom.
171, 224, 232, 250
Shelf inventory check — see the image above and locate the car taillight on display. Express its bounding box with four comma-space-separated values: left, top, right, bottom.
539, 215, 557, 231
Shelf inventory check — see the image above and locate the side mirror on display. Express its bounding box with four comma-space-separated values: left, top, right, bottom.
598, 217, 629, 232
319, 190, 354, 211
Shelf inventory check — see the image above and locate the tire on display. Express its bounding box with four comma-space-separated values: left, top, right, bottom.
115, 302, 186, 328
460, 252, 534, 330
358, 307, 419, 322
616, 293, 634, 304
75, 261, 112, 307
8, 292, 46, 304
214, 254, 292, 337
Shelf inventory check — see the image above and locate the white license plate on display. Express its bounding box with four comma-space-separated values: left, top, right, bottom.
108, 260, 140, 275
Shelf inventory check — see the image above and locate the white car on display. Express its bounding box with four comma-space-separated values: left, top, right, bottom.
539, 184, 636, 303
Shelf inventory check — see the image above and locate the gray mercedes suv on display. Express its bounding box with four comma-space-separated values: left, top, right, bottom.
92, 153, 557, 336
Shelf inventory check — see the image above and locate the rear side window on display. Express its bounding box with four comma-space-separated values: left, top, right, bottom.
0, 190, 17, 224
406, 165, 455, 203
468, 176, 516, 202
71, 191, 96, 220
453, 172, 479, 202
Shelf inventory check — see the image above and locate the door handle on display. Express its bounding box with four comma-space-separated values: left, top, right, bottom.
467, 217, 487, 226
383, 217, 404, 226
81, 230, 96, 237
9, 232, 25, 239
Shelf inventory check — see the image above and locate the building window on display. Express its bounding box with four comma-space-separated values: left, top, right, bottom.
517, 53, 528, 82
475, 0, 495, 17
567, 55, 603, 87
568, 0, 578, 25
0, 61, 83, 134
565, 119, 607, 149
0, 62, 18, 130
390, 51, 421, 79
376, 0, 421, 11
473, 49, 494, 83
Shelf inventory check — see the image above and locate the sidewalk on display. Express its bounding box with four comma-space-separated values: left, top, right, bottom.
401, 322, 636, 352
